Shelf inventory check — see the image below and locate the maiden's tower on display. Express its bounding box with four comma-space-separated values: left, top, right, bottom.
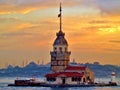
45, 3, 94, 85
50, 3, 71, 73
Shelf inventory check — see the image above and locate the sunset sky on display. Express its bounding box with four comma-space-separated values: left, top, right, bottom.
0, 0, 120, 68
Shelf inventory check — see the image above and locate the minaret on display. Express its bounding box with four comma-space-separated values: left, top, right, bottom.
50, 2, 71, 72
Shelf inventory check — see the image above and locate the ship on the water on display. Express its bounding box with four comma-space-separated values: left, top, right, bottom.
8, 2, 117, 87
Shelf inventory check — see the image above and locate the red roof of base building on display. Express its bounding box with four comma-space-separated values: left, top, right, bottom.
45, 72, 83, 77
65, 66, 86, 70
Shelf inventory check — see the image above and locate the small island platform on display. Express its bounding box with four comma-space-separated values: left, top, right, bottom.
8, 79, 117, 87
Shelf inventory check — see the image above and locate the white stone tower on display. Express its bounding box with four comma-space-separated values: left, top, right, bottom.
111, 71, 116, 83
50, 3, 71, 72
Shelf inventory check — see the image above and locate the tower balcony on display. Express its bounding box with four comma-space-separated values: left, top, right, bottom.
50, 51, 71, 56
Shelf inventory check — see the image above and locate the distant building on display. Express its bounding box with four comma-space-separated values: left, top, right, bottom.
93, 62, 100, 65
45, 3, 94, 85
70, 59, 77, 65
85, 62, 91, 65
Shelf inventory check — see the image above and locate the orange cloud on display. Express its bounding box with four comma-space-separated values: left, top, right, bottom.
0, 0, 120, 68
0, 0, 120, 16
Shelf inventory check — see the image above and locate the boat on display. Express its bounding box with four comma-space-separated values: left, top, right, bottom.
8, 78, 46, 86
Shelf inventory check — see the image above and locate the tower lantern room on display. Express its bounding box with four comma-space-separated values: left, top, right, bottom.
50, 3, 71, 72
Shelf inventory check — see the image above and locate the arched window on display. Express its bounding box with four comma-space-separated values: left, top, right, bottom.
54, 47, 57, 51
72, 77, 81, 82
65, 47, 67, 52
59, 47, 62, 52
83, 78, 86, 82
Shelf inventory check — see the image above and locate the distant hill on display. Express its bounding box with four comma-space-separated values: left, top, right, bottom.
0, 61, 120, 78
0, 62, 50, 77
84, 64, 120, 78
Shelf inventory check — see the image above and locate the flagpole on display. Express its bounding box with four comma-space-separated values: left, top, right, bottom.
60, 2, 62, 31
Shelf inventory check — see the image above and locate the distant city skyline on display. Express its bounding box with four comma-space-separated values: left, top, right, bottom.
0, 0, 120, 68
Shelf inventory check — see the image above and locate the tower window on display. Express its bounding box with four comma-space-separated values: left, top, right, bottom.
59, 47, 62, 52
54, 47, 57, 51
65, 47, 67, 52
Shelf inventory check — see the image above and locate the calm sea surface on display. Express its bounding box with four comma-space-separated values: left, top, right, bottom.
0, 77, 120, 90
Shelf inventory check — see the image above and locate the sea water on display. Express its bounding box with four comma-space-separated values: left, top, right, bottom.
0, 77, 120, 90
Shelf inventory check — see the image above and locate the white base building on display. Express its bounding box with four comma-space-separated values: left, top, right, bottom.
45, 66, 94, 85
